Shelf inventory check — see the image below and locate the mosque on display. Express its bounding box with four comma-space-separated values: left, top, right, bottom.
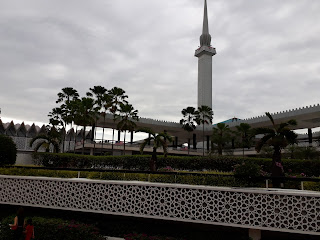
1, 0, 320, 160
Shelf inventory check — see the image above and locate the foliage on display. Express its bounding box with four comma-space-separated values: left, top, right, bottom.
233, 162, 263, 179
29, 126, 62, 153
0, 134, 17, 165
108, 87, 129, 153
116, 103, 139, 152
211, 123, 233, 155
0, 215, 104, 240
137, 128, 173, 171
180, 106, 197, 155
254, 112, 297, 177
30, 152, 320, 177
285, 145, 319, 160
195, 105, 213, 156
303, 180, 320, 191
235, 123, 254, 156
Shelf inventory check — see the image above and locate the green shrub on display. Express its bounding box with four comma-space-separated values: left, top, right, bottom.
234, 162, 262, 179
303, 180, 320, 191
0, 215, 104, 240
0, 135, 17, 166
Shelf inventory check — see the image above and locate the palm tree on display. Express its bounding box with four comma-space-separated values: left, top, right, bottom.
86, 86, 108, 155
29, 126, 61, 153
211, 123, 233, 155
116, 103, 139, 153
180, 107, 197, 155
56, 87, 79, 104
100, 93, 112, 154
195, 105, 213, 156
137, 128, 172, 171
235, 123, 253, 157
108, 87, 128, 153
254, 112, 297, 177
55, 87, 79, 151
72, 97, 98, 154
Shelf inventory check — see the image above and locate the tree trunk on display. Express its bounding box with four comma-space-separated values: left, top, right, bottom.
218, 144, 222, 155
272, 146, 284, 188
73, 125, 78, 154
202, 122, 205, 156
82, 126, 86, 155
101, 114, 106, 155
92, 122, 96, 156
188, 138, 190, 155
68, 122, 73, 152
123, 131, 126, 155
150, 147, 157, 172
111, 128, 115, 153
62, 122, 66, 153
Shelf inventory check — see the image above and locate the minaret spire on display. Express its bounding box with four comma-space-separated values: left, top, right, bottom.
203, 0, 209, 34
200, 0, 211, 46
195, 0, 216, 110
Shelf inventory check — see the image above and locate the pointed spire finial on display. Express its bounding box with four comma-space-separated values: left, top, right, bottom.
203, 0, 209, 34
200, 0, 211, 46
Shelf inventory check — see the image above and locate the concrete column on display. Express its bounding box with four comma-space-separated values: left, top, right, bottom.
130, 131, 134, 144
90, 148, 94, 156
118, 131, 121, 142
193, 133, 197, 149
308, 128, 312, 146
206, 135, 209, 151
249, 229, 261, 240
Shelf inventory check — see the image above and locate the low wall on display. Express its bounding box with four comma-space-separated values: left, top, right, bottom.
0, 175, 319, 236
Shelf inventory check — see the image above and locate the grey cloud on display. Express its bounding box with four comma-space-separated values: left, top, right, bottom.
0, 0, 319, 131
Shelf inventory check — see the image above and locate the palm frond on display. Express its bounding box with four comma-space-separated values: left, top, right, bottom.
255, 134, 273, 152
136, 127, 154, 136
29, 135, 50, 147
33, 141, 48, 152
265, 112, 275, 126
253, 127, 275, 135
139, 139, 149, 154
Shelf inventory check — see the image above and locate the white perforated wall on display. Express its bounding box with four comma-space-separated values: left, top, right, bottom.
0, 175, 319, 235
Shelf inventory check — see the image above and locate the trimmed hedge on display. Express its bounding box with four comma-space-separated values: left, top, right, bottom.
33, 152, 320, 177
1, 167, 320, 191
0, 215, 104, 240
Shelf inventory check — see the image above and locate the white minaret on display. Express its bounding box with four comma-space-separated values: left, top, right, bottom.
195, 0, 216, 109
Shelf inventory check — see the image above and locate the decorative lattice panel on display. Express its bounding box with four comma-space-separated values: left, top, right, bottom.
0, 176, 319, 235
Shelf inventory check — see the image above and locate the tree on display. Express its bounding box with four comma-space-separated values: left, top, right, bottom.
211, 123, 233, 155
72, 97, 99, 154
195, 105, 213, 156
48, 107, 65, 152
180, 107, 197, 155
86, 86, 108, 155
137, 128, 172, 171
100, 93, 112, 154
108, 87, 128, 153
55, 87, 79, 152
0, 134, 17, 165
29, 126, 61, 153
235, 123, 253, 157
116, 103, 139, 153
254, 112, 297, 177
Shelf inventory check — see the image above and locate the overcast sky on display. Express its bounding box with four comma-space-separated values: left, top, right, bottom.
1, 0, 320, 130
